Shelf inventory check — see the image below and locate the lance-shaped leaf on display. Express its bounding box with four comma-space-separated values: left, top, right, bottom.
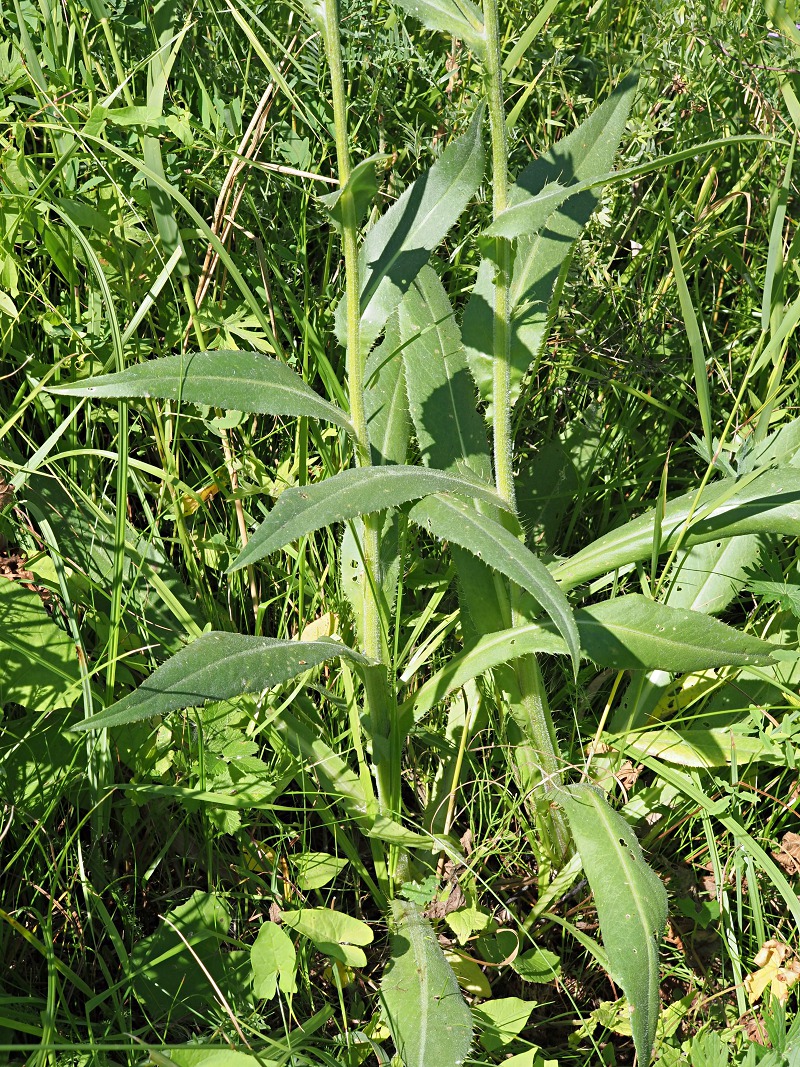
553, 468, 800, 590
400, 265, 492, 483
381, 899, 472, 1067
336, 105, 485, 356
407, 494, 580, 672
575, 594, 773, 671
391, 0, 486, 53
71, 633, 370, 730
230, 466, 507, 572
49, 351, 353, 433
463, 75, 637, 407
365, 312, 411, 466
398, 594, 773, 734
557, 785, 667, 1067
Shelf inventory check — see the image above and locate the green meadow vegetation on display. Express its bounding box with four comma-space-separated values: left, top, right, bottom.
2, 0, 800, 1063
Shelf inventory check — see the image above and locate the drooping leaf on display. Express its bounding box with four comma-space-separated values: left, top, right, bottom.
230, 466, 507, 572
557, 785, 667, 1066
391, 0, 486, 53
463, 75, 637, 407
0, 577, 81, 711
576, 594, 773, 672
553, 468, 800, 590
407, 494, 580, 672
72, 633, 370, 730
251, 921, 297, 1000
319, 153, 387, 233
336, 105, 485, 356
49, 351, 353, 433
400, 264, 492, 483
399, 594, 773, 734
381, 899, 472, 1067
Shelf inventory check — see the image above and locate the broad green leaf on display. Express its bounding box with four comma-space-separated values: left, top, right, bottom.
294, 852, 349, 890
282, 908, 373, 967
49, 351, 353, 433
72, 634, 370, 731
444, 949, 492, 999
557, 785, 667, 1067
365, 312, 410, 465
391, 0, 486, 53
319, 153, 387, 233
400, 265, 492, 483
337, 105, 485, 356
251, 921, 297, 1000
463, 75, 637, 407
0, 709, 86, 820
553, 468, 800, 590
381, 899, 472, 1067
407, 494, 580, 671
400, 595, 772, 734
0, 577, 81, 711
610, 724, 791, 769
474, 997, 535, 1052
152, 1053, 278, 1067
513, 946, 561, 984
129, 891, 251, 1021
230, 466, 507, 572
576, 594, 773, 672
665, 535, 761, 615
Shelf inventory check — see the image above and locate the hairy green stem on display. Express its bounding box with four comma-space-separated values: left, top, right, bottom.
483, 0, 568, 861
483, 0, 515, 511
322, 0, 395, 823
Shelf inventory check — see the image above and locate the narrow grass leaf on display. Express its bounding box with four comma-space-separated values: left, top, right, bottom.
408, 494, 579, 671
390, 0, 486, 53
337, 105, 485, 355
230, 466, 507, 571
667, 216, 712, 451
72, 634, 370, 730
557, 784, 667, 1067
553, 468, 800, 590
381, 899, 472, 1067
49, 351, 353, 433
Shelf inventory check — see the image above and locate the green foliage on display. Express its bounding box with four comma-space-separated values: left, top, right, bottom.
380, 899, 473, 1067
2, 0, 797, 1062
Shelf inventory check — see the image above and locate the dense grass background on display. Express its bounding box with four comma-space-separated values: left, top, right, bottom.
2, 0, 800, 1063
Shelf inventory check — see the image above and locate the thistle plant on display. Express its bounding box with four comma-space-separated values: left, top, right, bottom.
46, 0, 800, 1063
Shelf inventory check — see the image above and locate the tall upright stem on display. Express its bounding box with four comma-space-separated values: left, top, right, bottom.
483, 0, 515, 511
322, 0, 395, 824
482, 0, 568, 864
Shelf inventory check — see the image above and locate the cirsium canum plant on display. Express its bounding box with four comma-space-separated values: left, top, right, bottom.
48, 0, 796, 1063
